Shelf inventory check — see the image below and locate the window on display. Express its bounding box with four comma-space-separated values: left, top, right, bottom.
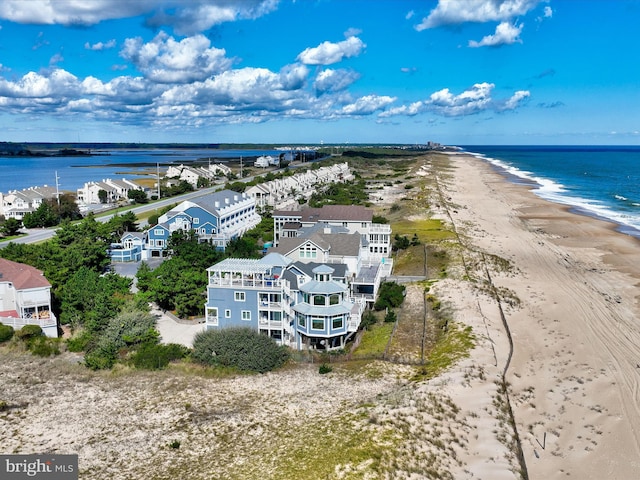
225, 309, 231, 318
207, 307, 218, 326
313, 295, 326, 306
297, 314, 306, 328
234, 291, 246, 302
241, 310, 251, 321
193, 217, 200, 224
311, 317, 325, 330
154, 228, 164, 235
300, 244, 317, 259
332, 316, 343, 329
329, 294, 340, 305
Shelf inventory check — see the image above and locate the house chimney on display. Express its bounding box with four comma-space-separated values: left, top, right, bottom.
225, 198, 230, 204
234, 194, 238, 202
215, 201, 220, 208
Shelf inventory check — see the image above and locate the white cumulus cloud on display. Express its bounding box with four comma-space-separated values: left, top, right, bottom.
278, 63, 309, 91
314, 68, 360, 94
379, 101, 426, 118
0, 0, 278, 34
297, 36, 366, 65
341, 95, 396, 115
85, 39, 117, 51
380, 82, 530, 118
502, 90, 530, 110
469, 21, 523, 47
121, 32, 233, 83
415, 0, 541, 30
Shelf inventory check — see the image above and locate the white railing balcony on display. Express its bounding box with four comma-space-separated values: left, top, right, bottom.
259, 318, 283, 328
258, 301, 282, 310
369, 223, 391, 233
0, 314, 57, 329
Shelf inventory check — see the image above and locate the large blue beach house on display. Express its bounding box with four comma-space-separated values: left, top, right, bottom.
205, 253, 366, 350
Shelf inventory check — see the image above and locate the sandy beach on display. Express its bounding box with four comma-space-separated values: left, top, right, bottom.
434, 152, 640, 479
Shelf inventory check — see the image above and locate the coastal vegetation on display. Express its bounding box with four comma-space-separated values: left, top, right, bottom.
192, 328, 289, 373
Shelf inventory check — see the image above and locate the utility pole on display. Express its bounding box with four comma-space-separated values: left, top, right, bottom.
156, 162, 161, 199
55, 171, 60, 206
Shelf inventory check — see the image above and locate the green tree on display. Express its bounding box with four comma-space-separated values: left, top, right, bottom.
1, 218, 21, 237
22, 202, 59, 228
127, 189, 148, 204
225, 236, 260, 258
196, 177, 211, 188
107, 211, 139, 238
50, 194, 82, 221
98, 189, 108, 204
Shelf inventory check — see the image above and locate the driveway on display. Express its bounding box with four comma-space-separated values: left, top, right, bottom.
150, 304, 205, 348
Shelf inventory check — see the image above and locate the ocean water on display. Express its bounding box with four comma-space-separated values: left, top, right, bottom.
0, 148, 283, 194
460, 145, 640, 238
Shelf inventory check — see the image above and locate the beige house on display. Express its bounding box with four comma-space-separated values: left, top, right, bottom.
0, 186, 59, 220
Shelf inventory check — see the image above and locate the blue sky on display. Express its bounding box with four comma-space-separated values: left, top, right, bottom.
0, 0, 638, 145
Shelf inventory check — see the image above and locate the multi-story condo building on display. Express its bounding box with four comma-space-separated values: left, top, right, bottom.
0, 258, 57, 337
0, 186, 59, 220
110, 189, 261, 260
76, 178, 145, 205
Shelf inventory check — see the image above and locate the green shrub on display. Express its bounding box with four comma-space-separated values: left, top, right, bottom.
84, 342, 118, 370
16, 324, 44, 340
67, 331, 93, 352
0, 323, 14, 343
374, 282, 406, 311
29, 337, 60, 357
132, 343, 190, 370
384, 309, 397, 323
359, 310, 377, 331
318, 363, 333, 374
192, 328, 289, 373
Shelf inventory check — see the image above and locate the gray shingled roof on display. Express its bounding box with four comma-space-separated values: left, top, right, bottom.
191, 190, 247, 215
274, 204, 372, 222
309, 233, 361, 257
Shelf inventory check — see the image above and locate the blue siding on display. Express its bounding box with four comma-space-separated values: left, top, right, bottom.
206, 288, 259, 330
110, 246, 142, 262
183, 206, 218, 229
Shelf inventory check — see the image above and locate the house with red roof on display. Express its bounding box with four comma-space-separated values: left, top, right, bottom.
0, 258, 57, 337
